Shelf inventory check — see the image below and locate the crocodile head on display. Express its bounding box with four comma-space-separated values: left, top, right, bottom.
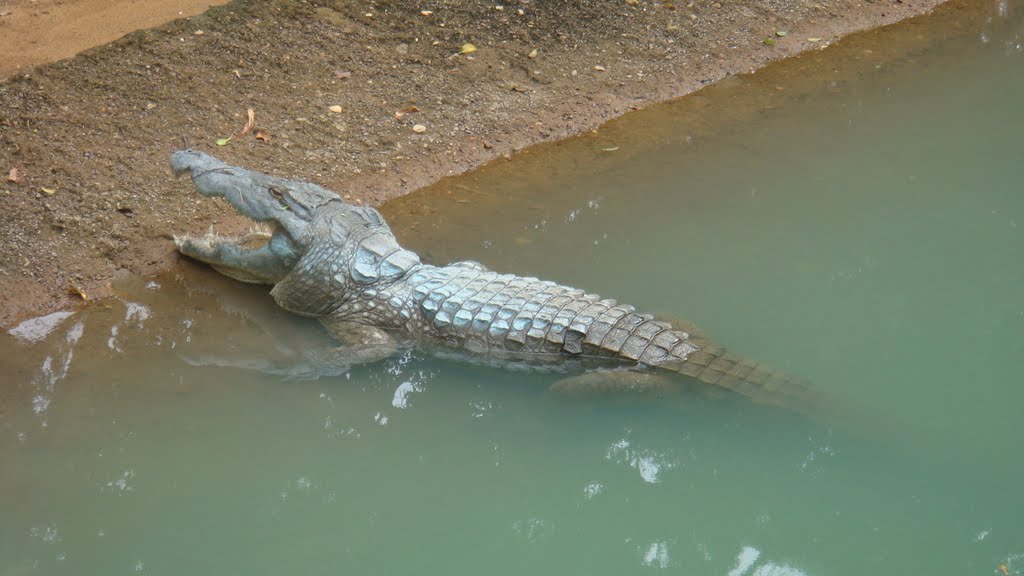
171, 150, 421, 317
171, 149, 338, 284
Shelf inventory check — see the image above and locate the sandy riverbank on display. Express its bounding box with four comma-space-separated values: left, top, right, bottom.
0, 0, 957, 326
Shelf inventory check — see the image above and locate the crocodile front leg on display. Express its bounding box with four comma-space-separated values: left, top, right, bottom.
181, 318, 398, 379
311, 318, 402, 371
183, 311, 401, 379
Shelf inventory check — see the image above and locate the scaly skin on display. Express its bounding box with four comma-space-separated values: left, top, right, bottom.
171, 150, 814, 410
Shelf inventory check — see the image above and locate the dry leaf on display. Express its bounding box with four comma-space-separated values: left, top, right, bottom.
329, 105, 343, 113
67, 285, 88, 301
334, 70, 352, 79
7, 167, 23, 183
412, 124, 427, 133
254, 129, 271, 143
807, 37, 822, 42
528, 48, 539, 59
216, 108, 257, 146
40, 187, 56, 195
593, 65, 607, 72
459, 43, 477, 54
420, 10, 433, 16
395, 105, 421, 120
999, 565, 1010, 576
234, 108, 256, 138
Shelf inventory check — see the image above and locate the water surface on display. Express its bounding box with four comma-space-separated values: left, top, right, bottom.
3, 2, 1023, 574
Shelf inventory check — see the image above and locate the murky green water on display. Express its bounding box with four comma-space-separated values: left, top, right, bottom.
4, 2, 1023, 574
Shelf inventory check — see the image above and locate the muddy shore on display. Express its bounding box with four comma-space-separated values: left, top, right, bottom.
0, 0, 951, 327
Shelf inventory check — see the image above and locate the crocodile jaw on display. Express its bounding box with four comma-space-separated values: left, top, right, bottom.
173, 227, 293, 284
171, 149, 315, 284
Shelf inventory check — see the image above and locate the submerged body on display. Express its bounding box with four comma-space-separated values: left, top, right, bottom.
171, 150, 813, 409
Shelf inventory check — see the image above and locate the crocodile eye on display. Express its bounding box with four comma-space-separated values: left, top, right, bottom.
269, 186, 284, 199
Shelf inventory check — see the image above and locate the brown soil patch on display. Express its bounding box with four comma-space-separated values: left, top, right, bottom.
0, 0, 952, 327
0, 0, 231, 77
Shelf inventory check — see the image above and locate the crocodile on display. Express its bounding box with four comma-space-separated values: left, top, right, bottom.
171, 150, 816, 410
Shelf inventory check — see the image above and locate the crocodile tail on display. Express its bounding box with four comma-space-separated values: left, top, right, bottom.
664, 336, 820, 413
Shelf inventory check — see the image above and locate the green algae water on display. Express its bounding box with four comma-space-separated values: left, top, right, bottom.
3, 2, 1024, 574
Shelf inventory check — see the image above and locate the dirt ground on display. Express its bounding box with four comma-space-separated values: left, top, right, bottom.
0, 0, 949, 327
0, 0, 231, 77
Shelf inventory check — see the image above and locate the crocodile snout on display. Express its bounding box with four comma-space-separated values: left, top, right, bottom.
170, 149, 227, 178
